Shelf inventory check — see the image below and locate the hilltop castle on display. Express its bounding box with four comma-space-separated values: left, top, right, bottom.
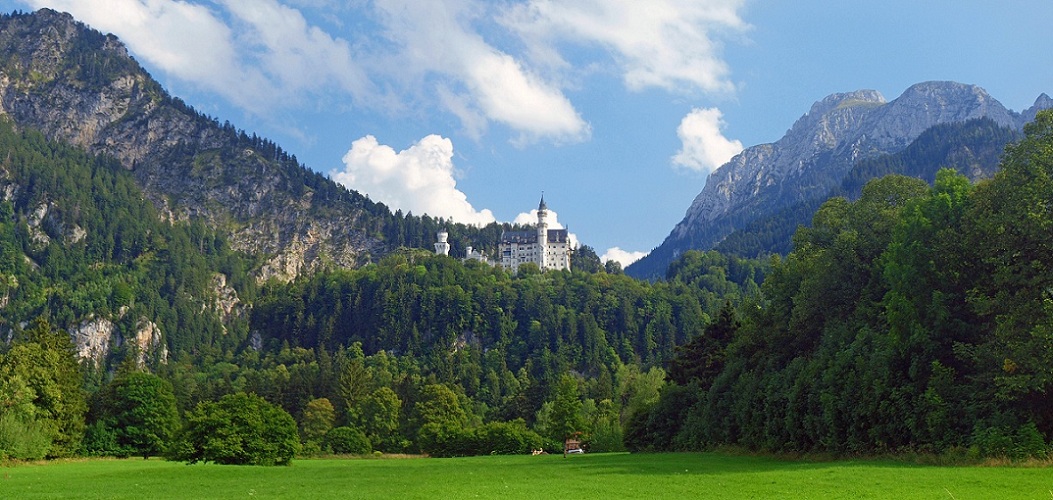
499, 196, 571, 272
435, 195, 572, 272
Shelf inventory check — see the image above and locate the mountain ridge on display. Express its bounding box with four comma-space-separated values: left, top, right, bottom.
628, 81, 1051, 278
0, 8, 390, 282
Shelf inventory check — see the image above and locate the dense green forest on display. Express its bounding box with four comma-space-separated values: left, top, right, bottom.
0, 115, 766, 460
2, 106, 1052, 463
628, 111, 1053, 458
0, 119, 255, 359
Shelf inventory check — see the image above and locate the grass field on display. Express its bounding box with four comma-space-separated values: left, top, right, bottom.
2, 452, 1051, 499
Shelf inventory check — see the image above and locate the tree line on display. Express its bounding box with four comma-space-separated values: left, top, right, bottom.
0, 114, 767, 462
628, 111, 1053, 459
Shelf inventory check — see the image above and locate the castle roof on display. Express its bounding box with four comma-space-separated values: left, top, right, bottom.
501, 228, 569, 244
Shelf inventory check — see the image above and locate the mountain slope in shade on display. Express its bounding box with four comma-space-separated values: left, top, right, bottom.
0, 9, 388, 281
628, 82, 1051, 279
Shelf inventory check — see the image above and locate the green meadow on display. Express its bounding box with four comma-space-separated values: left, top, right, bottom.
3, 453, 1050, 499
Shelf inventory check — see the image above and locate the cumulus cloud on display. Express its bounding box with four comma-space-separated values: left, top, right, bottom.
514, 208, 578, 248
601, 247, 647, 268
22, 0, 371, 115
502, 0, 748, 94
332, 135, 496, 225
23, 0, 746, 146
370, 0, 589, 144
672, 107, 743, 174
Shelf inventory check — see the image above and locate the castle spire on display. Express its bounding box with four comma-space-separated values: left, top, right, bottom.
538, 192, 547, 212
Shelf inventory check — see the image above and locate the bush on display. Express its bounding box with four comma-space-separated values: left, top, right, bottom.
970, 422, 1050, 460
326, 426, 372, 455
0, 414, 51, 460
419, 421, 547, 458
475, 421, 546, 455
81, 419, 130, 458
168, 393, 300, 465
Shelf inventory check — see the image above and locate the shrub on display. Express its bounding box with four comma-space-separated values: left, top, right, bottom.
970, 422, 1050, 460
168, 393, 300, 465
419, 421, 547, 458
326, 426, 372, 455
474, 421, 546, 455
81, 419, 130, 458
0, 414, 51, 460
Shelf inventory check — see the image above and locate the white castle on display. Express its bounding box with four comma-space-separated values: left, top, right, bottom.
434, 195, 572, 272
499, 195, 571, 272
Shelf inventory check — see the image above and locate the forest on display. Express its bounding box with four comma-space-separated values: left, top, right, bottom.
628, 111, 1053, 459
1, 110, 1052, 463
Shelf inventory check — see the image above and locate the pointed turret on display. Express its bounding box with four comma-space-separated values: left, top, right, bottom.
537, 194, 548, 269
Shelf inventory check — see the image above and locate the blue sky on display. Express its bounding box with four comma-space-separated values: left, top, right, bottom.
3, 1, 1051, 265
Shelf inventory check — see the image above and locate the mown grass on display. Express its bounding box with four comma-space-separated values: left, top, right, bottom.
2, 452, 1050, 499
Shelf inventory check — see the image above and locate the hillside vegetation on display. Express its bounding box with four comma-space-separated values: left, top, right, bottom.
0, 114, 764, 460
629, 111, 1053, 458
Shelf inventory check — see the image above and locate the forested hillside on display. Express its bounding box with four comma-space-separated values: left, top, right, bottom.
628, 110, 1053, 458
0, 9, 529, 282
0, 113, 767, 460
711, 118, 1020, 258
0, 119, 253, 360
2, 6, 1051, 465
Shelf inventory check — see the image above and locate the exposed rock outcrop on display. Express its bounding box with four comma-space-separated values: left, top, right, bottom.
67, 313, 168, 365
630, 82, 1051, 278
0, 9, 385, 283
70, 315, 116, 362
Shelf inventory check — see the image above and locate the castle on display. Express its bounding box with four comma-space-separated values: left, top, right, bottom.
435, 195, 572, 272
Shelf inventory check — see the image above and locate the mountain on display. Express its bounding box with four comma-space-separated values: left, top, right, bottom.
628, 82, 1052, 279
713, 117, 1023, 257
0, 9, 470, 283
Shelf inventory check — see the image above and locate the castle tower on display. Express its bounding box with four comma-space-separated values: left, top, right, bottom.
537, 195, 548, 269
435, 229, 450, 256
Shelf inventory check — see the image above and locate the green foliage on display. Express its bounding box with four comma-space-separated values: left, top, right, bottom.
0, 412, 52, 460
418, 420, 547, 458
412, 384, 470, 441
0, 119, 256, 368
0, 318, 87, 457
640, 115, 1053, 456
169, 393, 299, 465
97, 372, 179, 458
573, 245, 603, 273
300, 397, 336, 444
543, 374, 585, 442
970, 423, 1049, 460
325, 426, 372, 455
356, 387, 403, 452
666, 301, 738, 387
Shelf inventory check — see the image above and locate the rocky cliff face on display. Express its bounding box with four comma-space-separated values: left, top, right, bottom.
0, 9, 385, 282
629, 81, 1051, 278
68, 311, 167, 365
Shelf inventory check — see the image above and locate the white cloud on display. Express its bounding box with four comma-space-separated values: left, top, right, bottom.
502, 0, 748, 94
601, 247, 647, 268
514, 208, 578, 248
24, 0, 745, 147
513, 208, 565, 229
23, 0, 370, 115
370, 0, 589, 144
218, 0, 371, 104
672, 107, 743, 174
332, 135, 496, 225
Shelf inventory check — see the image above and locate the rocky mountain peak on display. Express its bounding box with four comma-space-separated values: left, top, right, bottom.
1022, 93, 1053, 124
0, 9, 386, 282
806, 89, 886, 117
628, 81, 1049, 279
